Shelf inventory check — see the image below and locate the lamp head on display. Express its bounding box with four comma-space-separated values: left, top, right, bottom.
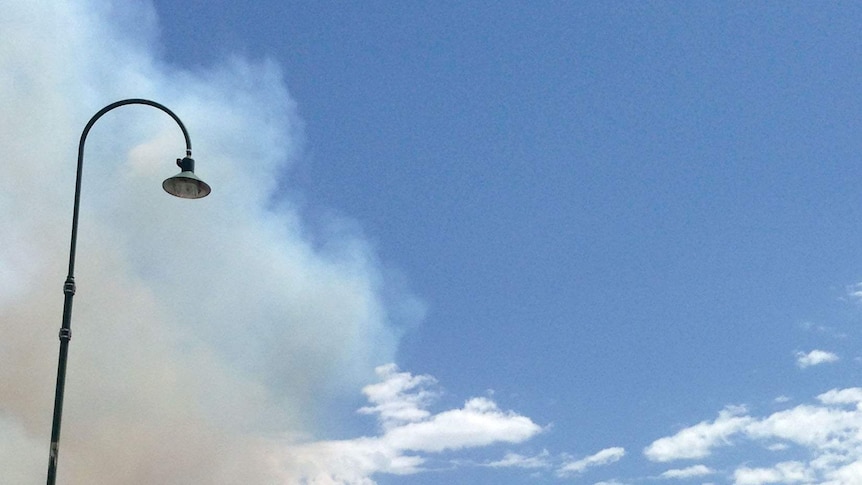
163, 157, 211, 199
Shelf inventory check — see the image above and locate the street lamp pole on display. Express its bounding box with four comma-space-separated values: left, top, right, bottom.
46, 98, 211, 485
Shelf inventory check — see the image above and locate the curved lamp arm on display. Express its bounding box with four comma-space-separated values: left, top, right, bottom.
47, 98, 207, 485
67, 98, 193, 277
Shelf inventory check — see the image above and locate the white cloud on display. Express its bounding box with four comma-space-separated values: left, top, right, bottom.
818, 388, 862, 408
557, 447, 626, 477
358, 363, 437, 429
796, 350, 839, 368
823, 460, 862, 484
279, 366, 544, 483
486, 451, 551, 469
733, 461, 813, 485
645, 387, 862, 485
846, 282, 862, 304
660, 464, 714, 479
383, 396, 543, 452
644, 406, 753, 462
745, 404, 859, 451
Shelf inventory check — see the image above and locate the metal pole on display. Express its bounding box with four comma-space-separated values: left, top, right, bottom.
46, 99, 193, 485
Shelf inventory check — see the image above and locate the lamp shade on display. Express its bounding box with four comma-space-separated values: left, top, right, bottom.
162, 157, 211, 199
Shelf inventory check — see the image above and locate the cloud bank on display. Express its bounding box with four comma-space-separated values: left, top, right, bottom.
645, 388, 862, 485
279, 365, 544, 483
557, 447, 626, 477
659, 464, 714, 479
796, 349, 839, 368
644, 406, 753, 462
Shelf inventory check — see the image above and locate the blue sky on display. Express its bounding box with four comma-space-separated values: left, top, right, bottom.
4, 1, 862, 484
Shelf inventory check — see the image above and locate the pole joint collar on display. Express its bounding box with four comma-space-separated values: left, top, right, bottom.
63, 278, 75, 296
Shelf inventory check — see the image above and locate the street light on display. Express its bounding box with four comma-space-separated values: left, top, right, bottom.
45, 98, 210, 485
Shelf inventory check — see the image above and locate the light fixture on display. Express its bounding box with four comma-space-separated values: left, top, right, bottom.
163, 156, 211, 199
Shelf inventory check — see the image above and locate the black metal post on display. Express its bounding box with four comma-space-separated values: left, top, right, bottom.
46, 99, 193, 485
